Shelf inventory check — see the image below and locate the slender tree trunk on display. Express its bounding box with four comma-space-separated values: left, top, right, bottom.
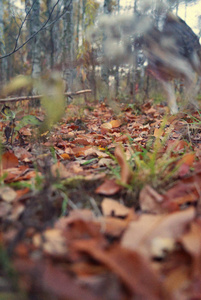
62, 0, 74, 92
82, 0, 87, 43
114, 0, 120, 97
76, 0, 81, 51
25, 0, 32, 64
31, 0, 41, 85
0, 0, 7, 85
46, 0, 55, 69
101, 0, 111, 99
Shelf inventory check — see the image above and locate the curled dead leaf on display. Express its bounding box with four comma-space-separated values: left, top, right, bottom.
95, 179, 121, 195
115, 144, 133, 185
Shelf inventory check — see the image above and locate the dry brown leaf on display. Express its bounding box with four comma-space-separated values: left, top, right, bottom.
60, 153, 70, 160
98, 217, 130, 237
33, 229, 67, 255
0, 186, 17, 203
14, 147, 32, 161
56, 210, 95, 230
95, 179, 121, 195
178, 153, 195, 167
2, 151, 19, 169
114, 144, 133, 185
51, 162, 70, 178
139, 185, 166, 213
179, 222, 201, 277
121, 208, 195, 258
101, 198, 132, 217
110, 119, 122, 128
164, 181, 198, 206
164, 266, 190, 298
98, 158, 114, 167
100, 122, 113, 133
72, 240, 168, 299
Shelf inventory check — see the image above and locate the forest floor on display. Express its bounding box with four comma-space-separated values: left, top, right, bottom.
1, 98, 201, 300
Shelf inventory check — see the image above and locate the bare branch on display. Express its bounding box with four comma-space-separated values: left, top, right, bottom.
0, 90, 92, 103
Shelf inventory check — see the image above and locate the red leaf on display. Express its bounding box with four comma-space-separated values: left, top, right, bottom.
2, 151, 19, 169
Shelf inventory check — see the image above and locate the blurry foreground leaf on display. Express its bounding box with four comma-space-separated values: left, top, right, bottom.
15, 115, 42, 132
37, 73, 65, 133
2, 76, 32, 96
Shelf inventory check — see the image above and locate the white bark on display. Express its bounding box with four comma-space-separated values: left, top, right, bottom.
62, 0, 74, 92
0, 0, 7, 84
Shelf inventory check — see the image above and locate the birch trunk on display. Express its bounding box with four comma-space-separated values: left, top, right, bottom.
0, 0, 7, 85
31, 0, 41, 84
62, 0, 74, 92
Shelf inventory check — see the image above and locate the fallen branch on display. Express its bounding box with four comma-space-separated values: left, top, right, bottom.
0, 89, 92, 103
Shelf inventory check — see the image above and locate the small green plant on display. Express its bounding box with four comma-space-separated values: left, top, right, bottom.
107, 117, 188, 192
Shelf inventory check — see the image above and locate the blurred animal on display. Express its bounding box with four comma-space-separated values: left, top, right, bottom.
141, 12, 201, 113
89, 9, 201, 113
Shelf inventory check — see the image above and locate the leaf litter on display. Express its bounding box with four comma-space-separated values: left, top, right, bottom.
1, 101, 201, 299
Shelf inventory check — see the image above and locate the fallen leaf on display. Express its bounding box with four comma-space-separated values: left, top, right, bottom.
95, 179, 121, 195
179, 222, 201, 277
33, 229, 67, 256
178, 153, 195, 167
73, 240, 167, 299
14, 147, 32, 161
2, 151, 19, 169
0, 186, 17, 203
139, 185, 166, 213
114, 144, 133, 185
110, 119, 122, 128
98, 158, 114, 167
98, 217, 130, 237
121, 207, 195, 258
60, 153, 70, 160
51, 162, 70, 178
101, 198, 132, 217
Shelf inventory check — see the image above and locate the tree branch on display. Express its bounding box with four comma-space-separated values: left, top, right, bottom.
0, 90, 92, 103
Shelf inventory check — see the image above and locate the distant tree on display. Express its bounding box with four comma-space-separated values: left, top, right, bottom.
62, 0, 74, 92
101, 0, 112, 99
30, 0, 41, 86
0, 0, 7, 85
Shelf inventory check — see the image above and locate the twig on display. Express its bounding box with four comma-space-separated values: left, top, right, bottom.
0, 89, 92, 103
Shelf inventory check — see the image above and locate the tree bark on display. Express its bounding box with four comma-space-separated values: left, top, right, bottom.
0, 0, 7, 85
101, 0, 112, 99
62, 0, 74, 92
31, 0, 41, 84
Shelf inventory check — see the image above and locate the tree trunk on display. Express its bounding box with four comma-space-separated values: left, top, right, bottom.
0, 0, 7, 85
31, 0, 41, 85
62, 0, 74, 92
101, 0, 112, 100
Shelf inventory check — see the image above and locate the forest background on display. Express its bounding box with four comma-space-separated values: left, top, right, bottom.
0, 0, 201, 103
